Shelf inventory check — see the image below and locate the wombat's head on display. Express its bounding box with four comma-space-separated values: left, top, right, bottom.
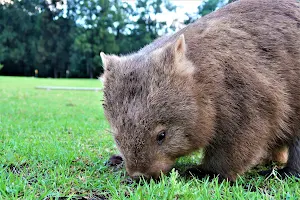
101, 35, 212, 179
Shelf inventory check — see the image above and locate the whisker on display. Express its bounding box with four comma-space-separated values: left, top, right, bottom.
105, 129, 115, 134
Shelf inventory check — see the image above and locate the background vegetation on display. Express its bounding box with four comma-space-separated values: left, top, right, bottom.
0, 0, 235, 78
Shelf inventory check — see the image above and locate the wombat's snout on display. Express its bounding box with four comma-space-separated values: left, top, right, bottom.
126, 161, 173, 181
130, 172, 152, 181
128, 171, 162, 181
126, 166, 158, 180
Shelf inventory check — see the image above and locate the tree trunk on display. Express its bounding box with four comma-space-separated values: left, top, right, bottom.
54, 68, 57, 78
89, 66, 93, 79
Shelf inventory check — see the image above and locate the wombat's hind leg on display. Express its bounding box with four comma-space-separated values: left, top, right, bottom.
259, 136, 300, 179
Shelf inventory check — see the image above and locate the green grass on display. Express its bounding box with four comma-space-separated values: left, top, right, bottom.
0, 76, 299, 199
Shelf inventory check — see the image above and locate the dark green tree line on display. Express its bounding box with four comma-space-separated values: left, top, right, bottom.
0, 0, 234, 78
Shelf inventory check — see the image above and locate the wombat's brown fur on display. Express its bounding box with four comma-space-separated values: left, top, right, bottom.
101, 0, 300, 181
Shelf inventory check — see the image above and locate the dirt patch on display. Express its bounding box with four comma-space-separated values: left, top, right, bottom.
43, 190, 109, 200
44, 195, 108, 200
4, 162, 29, 175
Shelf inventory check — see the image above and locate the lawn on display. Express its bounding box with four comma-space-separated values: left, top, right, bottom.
0, 76, 299, 199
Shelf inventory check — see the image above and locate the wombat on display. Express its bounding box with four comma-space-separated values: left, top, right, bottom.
100, 0, 300, 181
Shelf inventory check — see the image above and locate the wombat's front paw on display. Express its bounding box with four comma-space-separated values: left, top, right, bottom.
185, 167, 231, 182
106, 155, 124, 167
259, 167, 300, 179
185, 167, 215, 179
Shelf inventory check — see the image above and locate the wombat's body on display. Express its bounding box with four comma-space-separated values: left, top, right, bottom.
101, 0, 300, 181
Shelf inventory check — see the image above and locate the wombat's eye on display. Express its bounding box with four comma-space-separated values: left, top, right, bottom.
157, 131, 166, 145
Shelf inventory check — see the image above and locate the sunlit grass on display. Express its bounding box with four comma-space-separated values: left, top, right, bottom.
0, 76, 299, 199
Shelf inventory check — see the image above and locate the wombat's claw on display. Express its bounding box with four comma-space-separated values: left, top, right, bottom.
259, 167, 300, 180
258, 169, 273, 176
185, 168, 216, 180
185, 168, 233, 183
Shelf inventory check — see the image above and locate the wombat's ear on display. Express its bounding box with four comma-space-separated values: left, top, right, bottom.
100, 52, 117, 84
174, 34, 186, 61
171, 34, 194, 76
100, 52, 120, 72
100, 52, 109, 71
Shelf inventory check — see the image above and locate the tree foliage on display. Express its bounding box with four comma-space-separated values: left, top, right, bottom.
185, 0, 237, 24
0, 0, 234, 78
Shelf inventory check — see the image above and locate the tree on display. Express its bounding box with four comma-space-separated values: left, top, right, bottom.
70, 0, 120, 78
35, 0, 74, 78
0, 0, 40, 76
127, 0, 175, 52
0, 0, 178, 78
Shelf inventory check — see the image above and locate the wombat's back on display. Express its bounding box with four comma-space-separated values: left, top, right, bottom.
179, 0, 300, 139
140, 0, 300, 83
140, 0, 300, 146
